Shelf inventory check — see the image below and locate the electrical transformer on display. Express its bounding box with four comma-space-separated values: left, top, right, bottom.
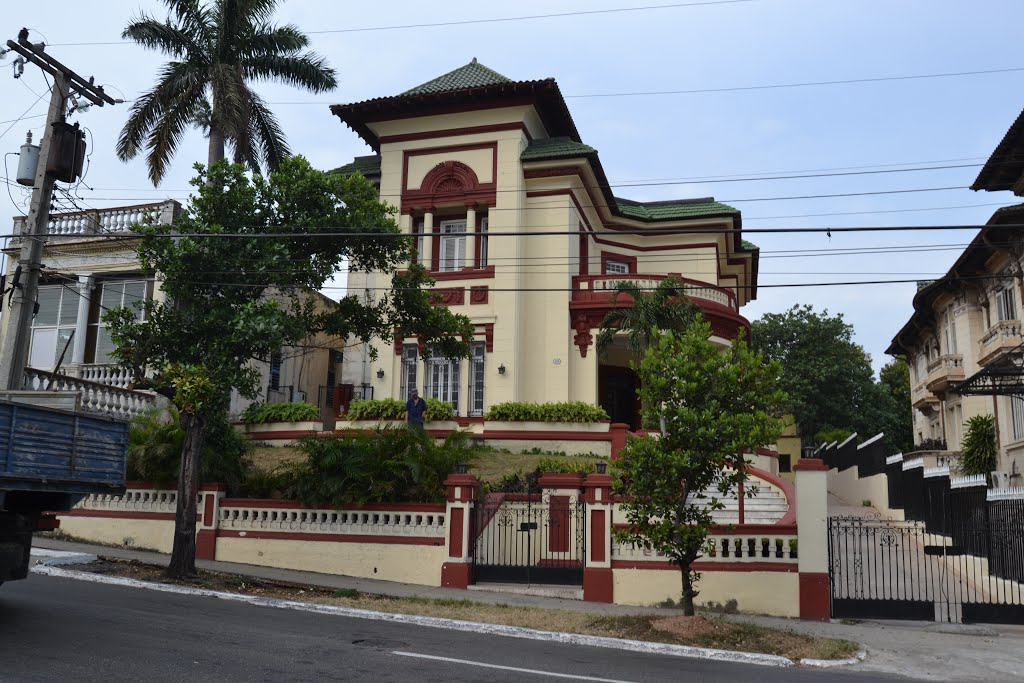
16, 131, 40, 186
45, 121, 86, 183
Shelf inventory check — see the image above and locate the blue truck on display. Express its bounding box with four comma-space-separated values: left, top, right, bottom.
0, 398, 128, 585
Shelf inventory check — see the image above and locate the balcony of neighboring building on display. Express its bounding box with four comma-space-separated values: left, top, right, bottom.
11, 200, 180, 241
977, 319, 1023, 367
924, 353, 965, 394
911, 379, 939, 413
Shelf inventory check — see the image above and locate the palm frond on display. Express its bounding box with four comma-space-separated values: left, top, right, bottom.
117, 60, 200, 164
247, 90, 290, 172
244, 53, 338, 93
143, 77, 207, 185
241, 24, 309, 57
123, 15, 203, 58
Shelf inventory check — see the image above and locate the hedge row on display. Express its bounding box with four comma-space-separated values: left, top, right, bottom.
485, 401, 609, 423
346, 398, 455, 422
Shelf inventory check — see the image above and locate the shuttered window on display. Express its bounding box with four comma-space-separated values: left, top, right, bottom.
439, 220, 466, 272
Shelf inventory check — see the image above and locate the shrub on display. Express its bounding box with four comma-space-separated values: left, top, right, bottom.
346, 398, 406, 420
914, 437, 948, 451
282, 428, 478, 505
960, 414, 997, 477
346, 398, 454, 422
240, 466, 289, 499
485, 401, 609, 423
127, 407, 253, 494
536, 457, 597, 476
240, 401, 320, 424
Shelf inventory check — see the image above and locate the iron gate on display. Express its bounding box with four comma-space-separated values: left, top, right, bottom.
472, 493, 586, 585
828, 514, 1024, 623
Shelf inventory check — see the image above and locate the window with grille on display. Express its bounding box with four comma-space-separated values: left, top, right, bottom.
89, 280, 148, 362
479, 216, 489, 268
439, 220, 466, 272
28, 284, 78, 370
996, 286, 1017, 322
269, 350, 282, 390
425, 351, 459, 413
468, 342, 485, 416
400, 344, 418, 399
1012, 397, 1024, 442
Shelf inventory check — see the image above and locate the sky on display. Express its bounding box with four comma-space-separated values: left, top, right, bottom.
2, 0, 1023, 375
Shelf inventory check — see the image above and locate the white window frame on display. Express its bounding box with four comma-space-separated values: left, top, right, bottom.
948, 305, 958, 354
478, 216, 489, 268
28, 284, 78, 370
1012, 396, 1024, 442
468, 342, 485, 417
605, 260, 629, 275
415, 220, 425, 266
425, 351, 459, 413
996, 285, 1017, 322
91, 279, 148, 363
439, 219, 466, 272
400, 344, 418, 399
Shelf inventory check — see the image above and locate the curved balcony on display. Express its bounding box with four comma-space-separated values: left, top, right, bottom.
924, 353, 964, 394
978, 320, 1023, 367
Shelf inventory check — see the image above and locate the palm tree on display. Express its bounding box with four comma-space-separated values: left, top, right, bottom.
117, 0, 337, 185
596, 277, 700, 357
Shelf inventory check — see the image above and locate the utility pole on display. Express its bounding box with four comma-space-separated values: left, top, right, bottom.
0, 29, 116, 390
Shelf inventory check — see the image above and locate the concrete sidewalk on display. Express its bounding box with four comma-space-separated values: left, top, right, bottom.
32, 536, 1024, 681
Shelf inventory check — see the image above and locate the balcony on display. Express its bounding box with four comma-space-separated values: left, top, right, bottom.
22, 367, 156, 419
911, 380, 939, 413
571, 274, 738, 311
978, 320, 1023, 367
12, 200, 179, 238
924, 353, 964, 394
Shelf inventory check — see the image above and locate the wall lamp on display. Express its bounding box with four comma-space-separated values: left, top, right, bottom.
596, 462, 607, 474
498, 364, 506, 375
376, 368, 385, 379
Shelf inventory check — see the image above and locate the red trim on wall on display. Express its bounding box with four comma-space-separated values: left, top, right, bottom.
203, 492, 215, 525
215, 530, 443, 545
611, 560, 798, 573
433, 287, 465, 306
402, 143, 498, 213
549, 496, 571, 552
612, 522, 797, 536
416, 265, 495, 281
242, 429, 320, 441
470, 286, 489, 304
600, 251, 638, 274
583, 567, 614, 603
196, 529, 217, 561
62, 510, 180, 521
745, 464, 798, 527
441, 561, 472, 589
380, 121, 527, 145
590, 509, 606, 563
449, 507, 465, 559
218, 499, 445, 512
799, 572, 831, 621
794, 458, 828, 471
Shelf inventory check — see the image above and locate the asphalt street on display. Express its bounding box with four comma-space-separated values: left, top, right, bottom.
0, 574, 904, 682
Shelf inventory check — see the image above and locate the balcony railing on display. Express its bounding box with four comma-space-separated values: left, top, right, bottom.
23, 367, 156, 419
925, 353, 964, 393
572, 274, 737, 311
12, 200, 179, 237
76, 363, 133, 389
978, 319, 1023, 366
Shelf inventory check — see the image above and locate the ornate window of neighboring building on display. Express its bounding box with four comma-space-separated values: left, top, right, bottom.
89, 279, 148, 362
468, 342, 485, 417
1012, 396, 1024, 442
425, 351, 459, 412
996, 284, 1017, 322
414, 220, 426, 266
478, 216, 489, 268
439, 219, 467, 272
400, 344, 418, 399
28, 284, 78, 370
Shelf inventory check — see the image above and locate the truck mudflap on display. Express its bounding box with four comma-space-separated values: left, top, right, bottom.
0, 513, 34, 583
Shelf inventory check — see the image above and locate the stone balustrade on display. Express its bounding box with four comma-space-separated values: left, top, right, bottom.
76, 488, 180, 513
77, 363, 133, 389
573, 274, 737, 311
13, 201, 175, 237
23, 367, 155, 419
979, 320, 1023, 365
612, 528, 798, 565
218, 502, 447, 539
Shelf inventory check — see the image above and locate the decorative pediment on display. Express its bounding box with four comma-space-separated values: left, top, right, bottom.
420, 161, 481, 196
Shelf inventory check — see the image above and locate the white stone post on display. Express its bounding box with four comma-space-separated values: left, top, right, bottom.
422, 211, 434, 269
465, 206, 476, 270
795, 458, 830, 620
71, 275, 94, 365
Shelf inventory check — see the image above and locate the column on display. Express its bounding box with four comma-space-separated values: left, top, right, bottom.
398, 213, 413, 269
71, 274, 94, 365
582, 468, 614, 603
795, 458, 830, 620
440, 469, 480, 588
465, 206, 476, 270
421, 211, 434, 270
195, 483, 226, 561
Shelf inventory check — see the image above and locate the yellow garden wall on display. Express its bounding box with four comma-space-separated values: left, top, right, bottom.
612, 568, 800, 618
57, 515, 176, 553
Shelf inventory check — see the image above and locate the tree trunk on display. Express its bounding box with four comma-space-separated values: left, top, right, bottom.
208, 122, 225, 169
680, 564, 697, 616
166, 412, 207, 579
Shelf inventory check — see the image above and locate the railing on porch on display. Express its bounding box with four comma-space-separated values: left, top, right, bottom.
571, 274, 737, 311
76, 363, 133, 389
13, 200, 178, 236
23, 367, 156, 419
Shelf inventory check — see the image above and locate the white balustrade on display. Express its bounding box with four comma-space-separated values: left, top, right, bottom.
980, 320, 1022, 347
11, 202, 173, 237
23, 367, 156, 419
581, 275, 736, 310
78, 364, 133, 389
76, 488, 180, 514
218, 503, 447, 539
612, 530, 798, 564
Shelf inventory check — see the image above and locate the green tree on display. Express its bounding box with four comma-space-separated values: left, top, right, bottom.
877, 357, 913, 454
596, 277, 699, 356
105, 158, 471, 577
117, 0, 337, 185
752, 305, 880, 442
613, 320, 787, 615
960, 414, 997, 478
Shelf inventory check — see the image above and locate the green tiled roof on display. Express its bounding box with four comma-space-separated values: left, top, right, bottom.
521, 137, 596, 161
331, 155, 381, 177
402, 58, 513, 96
614, 197, 740, 221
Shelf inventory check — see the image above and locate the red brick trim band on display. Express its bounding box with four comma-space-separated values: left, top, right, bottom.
794, 458, 828, 471
799, 572, 831, 620
215, 530, 443, 546
583, 567, 614, 603
61, 510, 182, 522
611, 560, 798, 573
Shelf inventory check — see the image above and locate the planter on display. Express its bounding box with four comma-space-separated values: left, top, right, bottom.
482, 420, 610, 433
241, 420, 321, 434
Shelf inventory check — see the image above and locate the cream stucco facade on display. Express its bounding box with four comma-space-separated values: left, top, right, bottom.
334, 60, 758, 428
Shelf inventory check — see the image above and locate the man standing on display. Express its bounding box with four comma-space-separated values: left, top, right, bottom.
405, 388, 428, 430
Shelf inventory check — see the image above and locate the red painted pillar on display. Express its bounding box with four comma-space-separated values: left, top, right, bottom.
794, 458, 830, 620
195, 483, 226, 561
582, 471, 614, 603
440, 471, 480, 589
609, 422, 630, 459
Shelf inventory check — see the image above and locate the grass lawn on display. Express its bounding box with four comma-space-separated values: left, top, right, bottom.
74, 558, 858, 662
247, 443, 606, 485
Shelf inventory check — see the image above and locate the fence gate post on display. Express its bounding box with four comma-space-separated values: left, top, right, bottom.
795, 458, 830, 620
196, 483, 226, 561
441, 471, 480, 588
582, 469, 614, 602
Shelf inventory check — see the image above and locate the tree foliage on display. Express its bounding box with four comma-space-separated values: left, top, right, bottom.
752, 304, 893, 444
613, 319, 787, 615
118, 0, 338, 184
877, 357, 913, 454
105, 158, 471, 576
596, 277, 700, 356
960, 414, 997, 478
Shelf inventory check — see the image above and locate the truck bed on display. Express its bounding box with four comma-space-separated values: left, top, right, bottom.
0, 399, 128, 495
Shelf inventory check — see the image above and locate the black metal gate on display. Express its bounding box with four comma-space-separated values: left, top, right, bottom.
828, 514, 1024, 623
472, 493, 586, 585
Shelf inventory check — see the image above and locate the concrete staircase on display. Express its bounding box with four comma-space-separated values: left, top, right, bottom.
697, 479, 790, 525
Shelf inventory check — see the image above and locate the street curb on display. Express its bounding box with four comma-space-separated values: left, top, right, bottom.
33, 560, 796, 668
800, 649, 867, 668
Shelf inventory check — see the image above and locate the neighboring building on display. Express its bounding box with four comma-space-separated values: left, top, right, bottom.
332, 59, 759, 429
0, 201, 340, 419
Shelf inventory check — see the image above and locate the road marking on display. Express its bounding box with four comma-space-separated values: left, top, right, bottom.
392, 651, 634, 682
